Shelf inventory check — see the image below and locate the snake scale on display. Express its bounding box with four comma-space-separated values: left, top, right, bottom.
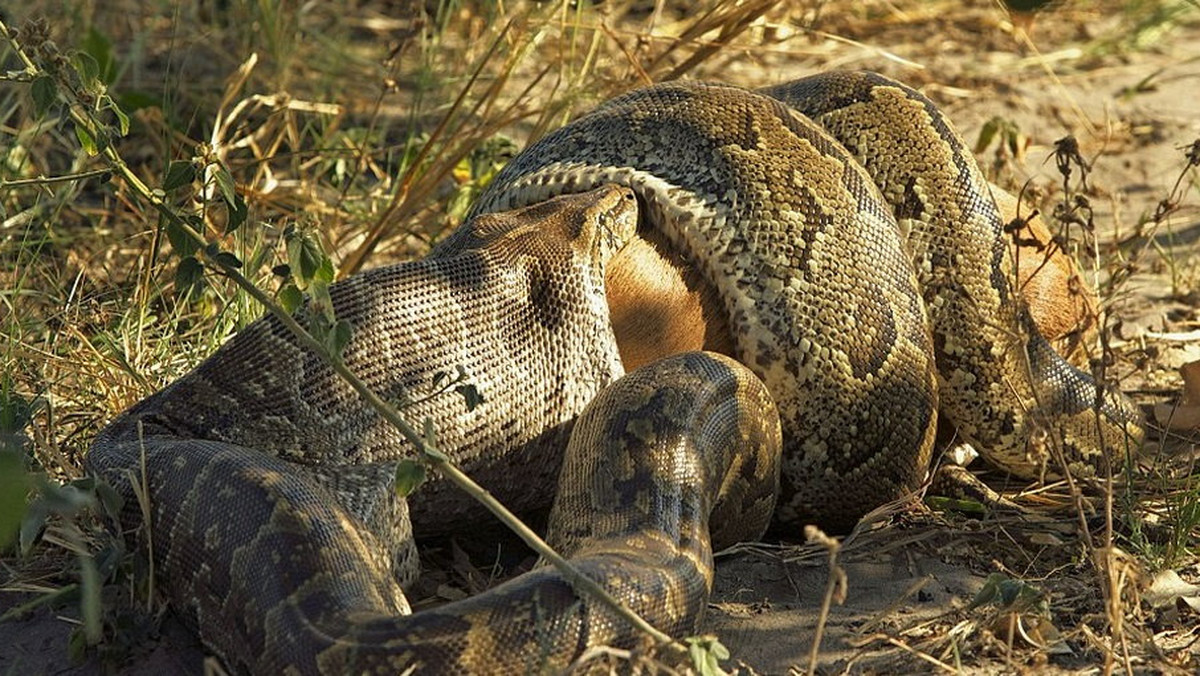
87, 71, 1144, 673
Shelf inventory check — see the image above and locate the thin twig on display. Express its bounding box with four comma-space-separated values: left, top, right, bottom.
0, 168, 113, 188
804, 525, 846, 675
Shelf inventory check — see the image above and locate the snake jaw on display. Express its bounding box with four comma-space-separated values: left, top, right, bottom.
579, 183, 640, 267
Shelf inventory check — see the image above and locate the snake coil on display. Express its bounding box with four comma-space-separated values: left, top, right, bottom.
88, 71, 1143, 673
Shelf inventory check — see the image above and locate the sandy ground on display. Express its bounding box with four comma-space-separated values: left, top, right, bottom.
3, 4, 1199, 675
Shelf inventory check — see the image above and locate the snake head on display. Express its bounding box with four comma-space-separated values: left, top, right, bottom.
464, 184, 638, 274
572, 183, 641, 267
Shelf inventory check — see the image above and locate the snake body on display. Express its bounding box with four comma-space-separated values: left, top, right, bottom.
87, 71, 1143, 673
761, 74, 1140, 480
89, 188, 641, 586
467, 71, 1143, 527
95, 348, 779, 673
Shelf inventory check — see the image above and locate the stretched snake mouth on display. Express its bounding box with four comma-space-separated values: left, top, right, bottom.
605, 212, 736, 373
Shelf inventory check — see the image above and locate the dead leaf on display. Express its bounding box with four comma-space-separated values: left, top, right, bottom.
1152, 360, 1200, 430
1028, 532, 1064, 546
436, 583, 468, 601
1143, 568, 1200, 610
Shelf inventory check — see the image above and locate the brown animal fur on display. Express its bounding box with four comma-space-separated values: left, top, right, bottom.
993, 188, 1098, 362
606, 187, 1097, 372
606, 230, 734, 372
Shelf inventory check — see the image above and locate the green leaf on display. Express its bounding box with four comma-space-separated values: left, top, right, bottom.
67, 625, 87, 663
393, 459, 427, 498
313, 256, 335, 285
0, 378, 40, 433
968, 573, 1006, 610
175, 255, 205, 294
164, 215, 198, 258
214, 251, 243, 269
685, 636, 729, 676
92, 127, 111, 154
328, 319, 354, 357
974, 117, 999, 154
17, 507, 43, 555
0, 446, 29, 551
422, 417, 437, 452
278, 284, 303, 314
30, 75, 57, 116
924, 495, 987, 516
79, 552, 102, 644
92, 538, 126, 580
225, 194, 248, 234
212, 163, 238, 208
71, 51, 101, 87
71, 476, 96, 492
35, 480, 95, 515
105, 95, 130, 136
308, 284, 334, 322
94, 481, 124, 523
74, 125, 98, 156
163, 160, 196, 192
455, 383, 484, 412
287, 230, 326, 286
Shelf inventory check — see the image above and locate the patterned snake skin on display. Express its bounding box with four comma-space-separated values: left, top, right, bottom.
87, 71, 1144, 673
466, 70, 1144, 529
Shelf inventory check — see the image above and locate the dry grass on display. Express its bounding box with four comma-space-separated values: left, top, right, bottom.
2, 0, 1199, 673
